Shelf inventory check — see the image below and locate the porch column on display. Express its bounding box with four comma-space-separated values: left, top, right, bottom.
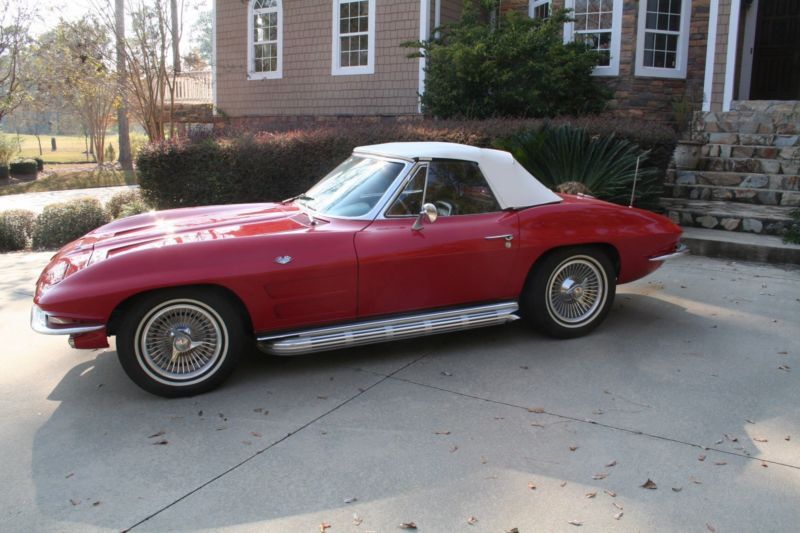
702, 0, 719, 112
419, 0, 431, 112
723, 0, 742, 111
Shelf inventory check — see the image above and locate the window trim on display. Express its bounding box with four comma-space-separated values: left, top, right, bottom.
563, 0, 623, 77
247, 0, 283, 80
528, 0, 551, 20
634, 0, 692, 79
331, 0, 376, 76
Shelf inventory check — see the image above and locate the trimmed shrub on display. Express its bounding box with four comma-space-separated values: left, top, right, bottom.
105, 189, 147, 219
33, 156, 44, 172
32, 199, 110, 250
9, 159, 39, 176
496, 123, 663, 208
0, 209, 36, 252
0, 165, 8, 180
137, 117, 677, 210
119, 199, 150, 218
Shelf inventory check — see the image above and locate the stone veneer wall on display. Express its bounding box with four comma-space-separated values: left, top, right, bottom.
501, 0, 710, 121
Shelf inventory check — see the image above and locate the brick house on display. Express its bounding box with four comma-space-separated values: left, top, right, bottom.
211, 0, 798, 124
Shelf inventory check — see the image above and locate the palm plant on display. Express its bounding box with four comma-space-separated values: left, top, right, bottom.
496, 123, 662, 208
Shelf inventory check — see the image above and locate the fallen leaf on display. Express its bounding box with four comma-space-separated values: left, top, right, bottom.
216, 426, 227, 431
147, 431, 165, 438
605, 460, 617, 468
506, 529, 520, 533
778, 364, 791, 372
640, 479, 657, 489
353, 513, 363, 526
613, 502, 623, 510
494, 417, 505, 420
753, 437, 768, 443
317, 396, 328, 400
530, 423, 544, 428
434, 431, 451, 435
151, 440, 168, 446
528, 407, 545, 413
251, 432, 262, 438
65, 473, 74, 479
253, 408, 263, 413
613, 512, 623, 520
762, 463, 769, 468
344, 497, 357, 504
399, 522, 418, 529
714, 440, 723, 445
440, 371, 452, 377
672, 487, 683, 492
585, 491, 597, 498
467, 516, 478, 525
560, 481, 567, 487
714, 461, 727, 466
592, 472, 608, 480
450, 445, 458, 453
528, 482, 537, 490
567, 520, 583, 526
786, 436, 791, 441
198, 410, 203, 416
725, 434, 738, 442
706, 523, 717, 533
698, 454, 707, 461
481, 456, 488, 464
778, 351, 788, 355
690, 477, 702, 485
69, 499, 80, 506
745, 418, 755, 424
604, 489, 616, 497
520, 365, 529, 370
92, 501, 101, 507
569, 446, 579, 452
320, 522, 331, 532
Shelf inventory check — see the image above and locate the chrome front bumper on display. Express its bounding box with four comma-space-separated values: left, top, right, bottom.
30, 305, 106, 335
649, 243, 689, 262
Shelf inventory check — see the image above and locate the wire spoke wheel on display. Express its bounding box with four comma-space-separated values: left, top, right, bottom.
545, 256, 607, 327
135, 300, 227, 384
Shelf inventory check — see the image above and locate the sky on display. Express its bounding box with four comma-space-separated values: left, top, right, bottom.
36, 0, 210, 46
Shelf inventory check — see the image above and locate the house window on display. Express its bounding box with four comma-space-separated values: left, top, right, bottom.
529, 0, 551, 19
635, 0, 691, 78
247, 0, 282, 79
563, 0, 623, 76
332, 0, 376, 75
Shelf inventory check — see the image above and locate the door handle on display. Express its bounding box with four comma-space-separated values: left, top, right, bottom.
484, 234, 514, 241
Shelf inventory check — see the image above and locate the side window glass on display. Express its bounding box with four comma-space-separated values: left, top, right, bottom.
426, 160, 501, 216
386, 166, 427, 216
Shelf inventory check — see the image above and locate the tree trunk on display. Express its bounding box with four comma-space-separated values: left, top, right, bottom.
116, 0, 133, 170
171, 0, 181, 73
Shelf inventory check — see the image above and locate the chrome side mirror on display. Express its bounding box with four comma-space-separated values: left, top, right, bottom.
412, 203, 438, 231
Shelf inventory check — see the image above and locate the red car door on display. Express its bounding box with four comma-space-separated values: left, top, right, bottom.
355, 160, 520, 318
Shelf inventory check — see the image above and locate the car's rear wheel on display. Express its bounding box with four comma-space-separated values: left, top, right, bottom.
522, 247, 616, 338
116, 289, 246, 397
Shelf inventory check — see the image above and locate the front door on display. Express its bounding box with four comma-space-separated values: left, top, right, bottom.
749, 0, 800, 100
355, 160, 520, 318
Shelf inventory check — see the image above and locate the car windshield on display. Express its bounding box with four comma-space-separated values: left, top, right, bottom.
300, 156, 405, 217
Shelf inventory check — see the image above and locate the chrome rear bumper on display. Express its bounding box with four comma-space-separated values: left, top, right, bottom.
30, 305, 106, 335
649, 243, 689, 262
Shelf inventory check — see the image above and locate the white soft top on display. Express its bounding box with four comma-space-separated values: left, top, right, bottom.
354, 142, 562, 210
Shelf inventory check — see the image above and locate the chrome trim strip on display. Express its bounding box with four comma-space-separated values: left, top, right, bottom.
649, 243, 689, 262
257, 301, 519, 356
485, 234, 514, 241
30, 305, 106, 336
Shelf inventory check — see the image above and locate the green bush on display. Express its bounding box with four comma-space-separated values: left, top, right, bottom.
105, 189, 147, 219
118, 198, 150, 218
0, 209, 36, 252
33, 156, 44, 172
408, 6, 611, 119
32, 198, 110, 250
0, 134, 17, 167
0, 165, 8, 180
784, 209, 800, 245
137, 117, 676, 210
9, 159, 38, 176
496, 123, 662, 208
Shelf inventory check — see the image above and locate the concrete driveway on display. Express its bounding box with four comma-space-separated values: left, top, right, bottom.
1, 252, 798, 532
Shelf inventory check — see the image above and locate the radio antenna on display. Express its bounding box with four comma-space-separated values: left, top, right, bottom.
629, 156, 641, 208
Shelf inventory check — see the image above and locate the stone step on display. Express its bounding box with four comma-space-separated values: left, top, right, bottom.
706, 132, 799, 147
668, 170, 800, 193
697, 156, 798, 174
660, 198, 796, 235
703, 144, 799, 160
680, 226, 800, 266
731, 100, 800, 114
666, 183, 799, 205
700, 113, 800, 135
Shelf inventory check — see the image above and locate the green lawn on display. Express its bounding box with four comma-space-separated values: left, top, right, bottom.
0, 168, 138, 196
4, 133, 147, 164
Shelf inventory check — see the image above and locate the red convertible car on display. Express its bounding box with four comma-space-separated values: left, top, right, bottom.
31, 142, 686, 396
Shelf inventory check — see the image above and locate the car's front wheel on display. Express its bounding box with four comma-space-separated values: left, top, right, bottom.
522, 247, 616, 338
116, 289, 247, 397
